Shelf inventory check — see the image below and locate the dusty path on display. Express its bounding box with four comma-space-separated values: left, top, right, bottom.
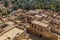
29, 34, 46, 40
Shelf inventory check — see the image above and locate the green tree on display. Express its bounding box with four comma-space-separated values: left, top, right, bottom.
3, 0, 9, 7
1, 9, 10, 16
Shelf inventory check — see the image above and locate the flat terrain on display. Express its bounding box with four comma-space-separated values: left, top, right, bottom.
29, 34, 46, 40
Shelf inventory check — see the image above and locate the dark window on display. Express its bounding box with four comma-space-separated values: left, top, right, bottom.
40, 29, 42, 32
40, 34, 42, 37
34, 25, 36, 29
7, 37, 11, 40
32, 24, 33, 27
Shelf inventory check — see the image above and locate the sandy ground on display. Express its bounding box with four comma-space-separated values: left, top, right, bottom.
29, 34, 46, 40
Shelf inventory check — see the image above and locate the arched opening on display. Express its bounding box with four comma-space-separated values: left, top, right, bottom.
39, 34, 42, 37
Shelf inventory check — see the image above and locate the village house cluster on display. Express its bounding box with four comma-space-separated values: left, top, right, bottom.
0, 8, 60, 40
0, 1, 60, 40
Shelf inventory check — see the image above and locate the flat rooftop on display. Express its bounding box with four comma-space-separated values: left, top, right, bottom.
0, 27, 24, 40
5, 21, 15, 25
35, 15, 42, 18
32, 20, 49, 28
